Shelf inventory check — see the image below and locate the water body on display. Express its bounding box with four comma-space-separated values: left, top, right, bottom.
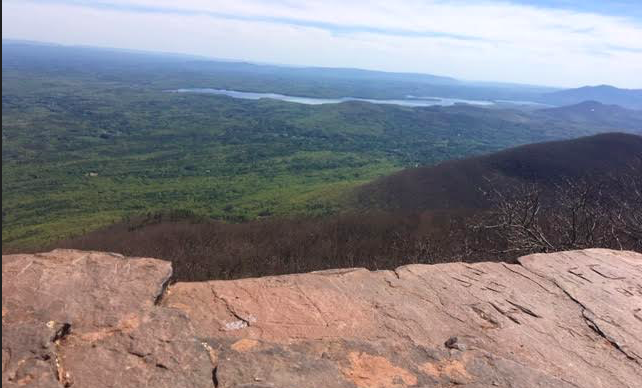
494, 99, 551, 107
171, 88, 501, 107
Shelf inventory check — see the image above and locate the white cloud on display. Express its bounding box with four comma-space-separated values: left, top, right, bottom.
2, 0, 642, 87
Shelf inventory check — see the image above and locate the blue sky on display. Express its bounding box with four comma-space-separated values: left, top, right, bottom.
3, 0, 642, 87
510, 1, 642, 19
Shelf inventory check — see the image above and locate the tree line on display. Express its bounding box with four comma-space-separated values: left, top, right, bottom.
50, 160, 641, 282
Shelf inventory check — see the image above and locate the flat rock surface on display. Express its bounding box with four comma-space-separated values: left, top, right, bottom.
3, 248, 641, 387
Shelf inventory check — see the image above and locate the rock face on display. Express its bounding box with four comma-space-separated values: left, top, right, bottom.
2, 249, 641, 387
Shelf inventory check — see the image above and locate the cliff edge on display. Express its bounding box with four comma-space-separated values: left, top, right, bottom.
2, 248, 641, 387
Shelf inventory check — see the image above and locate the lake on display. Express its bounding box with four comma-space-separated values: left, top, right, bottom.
170, 88, 503, 107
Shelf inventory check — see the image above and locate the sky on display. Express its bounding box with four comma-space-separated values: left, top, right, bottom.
3, 0, 642, 88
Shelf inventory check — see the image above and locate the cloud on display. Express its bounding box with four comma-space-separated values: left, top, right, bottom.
3, 0, 642, 87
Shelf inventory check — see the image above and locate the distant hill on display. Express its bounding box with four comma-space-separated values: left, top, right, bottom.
1, 40, 458, 85
541, 86, 642, 110
277, 66, 462, 85
356, 133, 642, 211
535, 101, 642, 132
1, 40, 555, 101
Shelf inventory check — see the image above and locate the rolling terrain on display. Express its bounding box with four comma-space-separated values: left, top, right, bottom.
3, 42, 641, 249
51, 133, 642, 281
534, 100, 642, 130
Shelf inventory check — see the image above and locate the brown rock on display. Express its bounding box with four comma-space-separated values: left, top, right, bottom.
520, 249, 642, 366
340, 351, 418, 388
2, 250, 211, 388
3, 248, 642, 387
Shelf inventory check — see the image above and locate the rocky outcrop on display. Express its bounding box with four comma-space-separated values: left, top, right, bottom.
2, 248, 641, 387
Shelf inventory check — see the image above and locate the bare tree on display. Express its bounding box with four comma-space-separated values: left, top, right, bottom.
473, 179, 554, 256
605, 159, 642, 250
473, 163, 642, 257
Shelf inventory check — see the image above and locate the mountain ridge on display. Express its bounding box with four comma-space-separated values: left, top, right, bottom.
542, 85, 642, 110
357, 132, 642, 211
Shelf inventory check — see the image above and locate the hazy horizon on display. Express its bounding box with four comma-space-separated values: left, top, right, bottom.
3, 0, 642, 88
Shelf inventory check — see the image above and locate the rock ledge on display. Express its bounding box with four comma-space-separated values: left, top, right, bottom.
3, 248, 641, 387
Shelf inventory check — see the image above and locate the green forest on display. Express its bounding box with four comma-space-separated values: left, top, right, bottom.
3, 43, 640, 249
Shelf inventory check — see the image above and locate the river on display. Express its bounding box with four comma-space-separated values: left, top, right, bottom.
170, 88, 506, 107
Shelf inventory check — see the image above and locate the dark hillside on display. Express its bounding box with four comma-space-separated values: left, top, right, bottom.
46, 211, 469, 281
43, 133, 642, 281
357, 133, 642, 211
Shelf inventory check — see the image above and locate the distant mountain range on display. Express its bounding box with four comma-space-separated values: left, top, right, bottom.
357, 133, 642, 211
534, 100, 642, 129
540, 85, 642, 110
4, 40, 640, 108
